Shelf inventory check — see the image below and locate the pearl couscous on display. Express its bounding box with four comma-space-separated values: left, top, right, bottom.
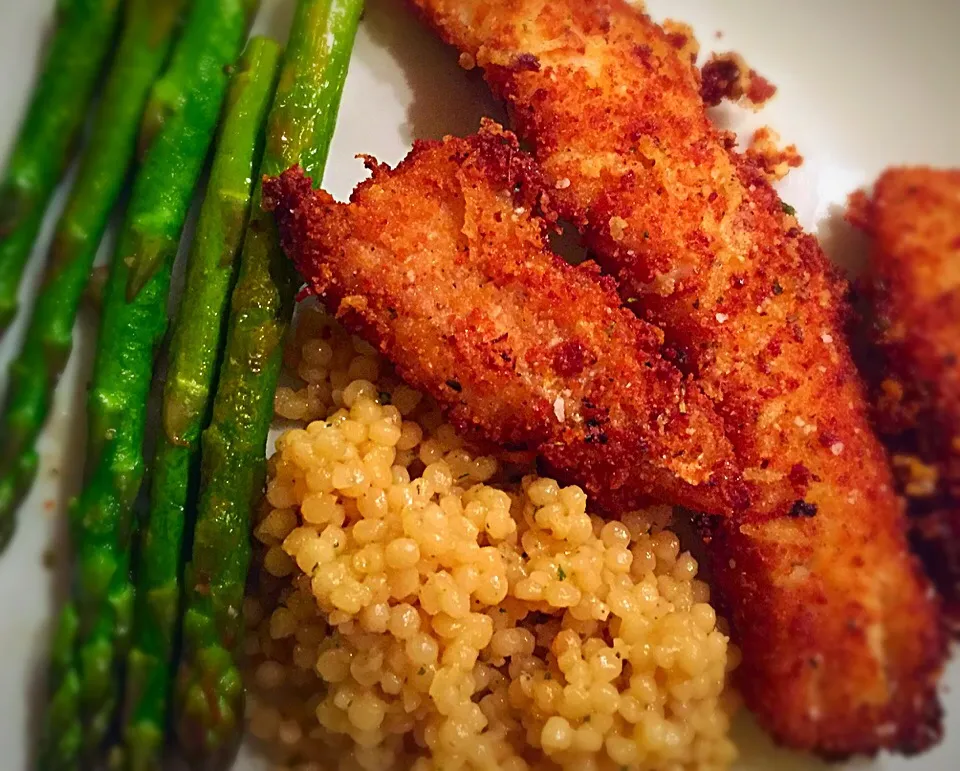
246, 304, 738, 771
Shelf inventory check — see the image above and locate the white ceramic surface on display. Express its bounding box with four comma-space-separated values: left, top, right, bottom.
0, 1, 958, 769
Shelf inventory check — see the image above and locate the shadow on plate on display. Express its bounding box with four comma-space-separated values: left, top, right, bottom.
731, 711, 834, 771
817, 201, 870, 279
361, 0, 504, 144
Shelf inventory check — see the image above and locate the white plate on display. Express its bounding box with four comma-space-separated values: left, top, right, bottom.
0, 0, 958, 769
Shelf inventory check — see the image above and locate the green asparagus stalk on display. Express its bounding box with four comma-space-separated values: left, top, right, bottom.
36, 2, 259, 769
0, 0, 123, 328
0, 0, 192, 553
174, 0, 363, 766
120, 37, 281, 771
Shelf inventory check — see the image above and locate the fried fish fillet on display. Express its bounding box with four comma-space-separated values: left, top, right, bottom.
851, 167, 960, 631
408, 0, 946, 755
264, 123, 746, 519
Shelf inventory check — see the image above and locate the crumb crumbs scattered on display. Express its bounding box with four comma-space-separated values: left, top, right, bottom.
744, 127, 803, 182
43, 499, 55, 512
892, 454, 939, 498
458, 52, 476, 71
701, 52, 777, 108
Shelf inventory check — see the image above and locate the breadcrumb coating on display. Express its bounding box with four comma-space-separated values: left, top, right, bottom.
852, 167, 960, 632
264, 124, 747, 521
408, 0, 945, 756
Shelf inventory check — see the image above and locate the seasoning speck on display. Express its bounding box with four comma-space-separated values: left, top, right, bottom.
789, 500, 818, 518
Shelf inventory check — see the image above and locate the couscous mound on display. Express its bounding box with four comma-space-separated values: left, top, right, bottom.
245, 306, 737, 771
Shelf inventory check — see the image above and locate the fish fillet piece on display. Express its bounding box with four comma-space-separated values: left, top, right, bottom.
408, 0, 946, 755
851, 167, 960, 631
264, 123, 746, 518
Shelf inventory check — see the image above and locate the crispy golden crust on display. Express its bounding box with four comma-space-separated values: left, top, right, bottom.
409, 0, 946, 755
264, 124, 746, 519
853, 167, 960, 630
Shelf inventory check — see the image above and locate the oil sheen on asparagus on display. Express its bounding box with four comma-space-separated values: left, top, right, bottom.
120, 37, 280, 771
36, 1, 259, 768
175, 1, 364, 767
0, 0, 191, 553
0, 0, 123, 328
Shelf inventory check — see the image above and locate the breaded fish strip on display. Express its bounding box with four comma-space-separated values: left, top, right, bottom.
264, 124, 746, 519
851, 167, 960, 630
408, 0, 946, 755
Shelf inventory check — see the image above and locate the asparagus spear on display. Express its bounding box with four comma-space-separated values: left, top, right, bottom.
36, 2, 259, 768
175, 0, 363, 765
0, 0, 123, 328
0, 0, 192, 553
120, 37, 281, 771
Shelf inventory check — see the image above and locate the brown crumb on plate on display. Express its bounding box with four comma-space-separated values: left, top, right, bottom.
701, 52, 777, 108
744, 127, 804, 181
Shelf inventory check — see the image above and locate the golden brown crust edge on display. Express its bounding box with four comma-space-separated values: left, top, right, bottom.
264, 124, 748, 520
853, 167, 960, 632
